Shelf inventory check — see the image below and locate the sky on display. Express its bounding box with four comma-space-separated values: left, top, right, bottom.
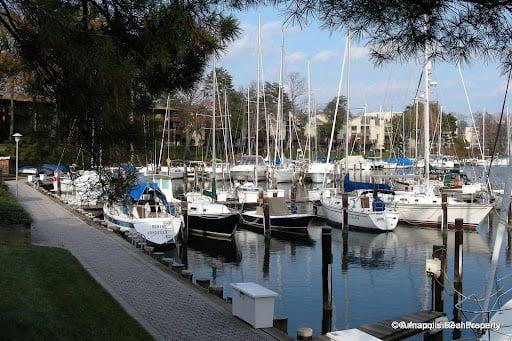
216, 6, 509, 117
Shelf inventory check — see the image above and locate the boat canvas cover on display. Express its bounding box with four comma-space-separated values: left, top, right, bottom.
343, 174, 391, 193
383, 157, 414, 166
128, 180, 172, 212
268, 197, 290, 216
41, 163, 66, 172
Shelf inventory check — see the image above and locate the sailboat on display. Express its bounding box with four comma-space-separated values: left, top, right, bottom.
320, 32, 399, 232
380, 26, 493, 229
185, 60, 239, 239
103, 173, 182, 246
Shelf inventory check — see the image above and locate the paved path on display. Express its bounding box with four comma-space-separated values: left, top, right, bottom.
8, 182, 276, 341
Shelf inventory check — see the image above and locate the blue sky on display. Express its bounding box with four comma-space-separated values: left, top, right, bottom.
216, 6, 508, 117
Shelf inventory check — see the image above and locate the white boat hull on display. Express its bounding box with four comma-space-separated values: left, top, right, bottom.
321, 198, 399, 232
103, 205, 181, 245
389, 202, 492, 229
274, 168, 294, 183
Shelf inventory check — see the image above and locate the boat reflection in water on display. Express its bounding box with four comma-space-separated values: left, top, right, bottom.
186, 235, 242, 264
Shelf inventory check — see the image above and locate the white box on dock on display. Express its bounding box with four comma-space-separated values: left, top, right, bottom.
230, 282, 277, 328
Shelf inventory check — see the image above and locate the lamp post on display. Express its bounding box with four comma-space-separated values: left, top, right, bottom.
12, 133, 22, 198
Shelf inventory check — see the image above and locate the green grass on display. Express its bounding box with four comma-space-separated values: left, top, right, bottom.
0, 184, 31, 226
0, 185, 152, 340
0, 244, 152, 340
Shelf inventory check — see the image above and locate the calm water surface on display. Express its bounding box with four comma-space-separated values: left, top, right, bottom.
161, 168, 512, 339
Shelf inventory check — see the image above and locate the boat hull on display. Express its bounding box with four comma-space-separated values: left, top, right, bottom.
239, 212, 314, 238
388, 202, 492, 229
321, 199, 398, 232
187, 213, 239, 239
103, 206, 181, 245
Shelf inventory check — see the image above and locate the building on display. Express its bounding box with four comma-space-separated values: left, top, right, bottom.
464, 126, 479, 148
347, 111, 398, 152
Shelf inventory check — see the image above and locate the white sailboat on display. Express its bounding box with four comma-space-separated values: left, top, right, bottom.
319, 32, 399, 232
381, 22, 493, 229
103, 177, 181, 246
185, 59, 239, 239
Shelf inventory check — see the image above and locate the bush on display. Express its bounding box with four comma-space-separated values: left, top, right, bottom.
0, 185, 31, 226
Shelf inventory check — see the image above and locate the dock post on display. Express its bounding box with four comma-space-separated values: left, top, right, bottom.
508, 201, 512, 224
297, 327, 313, 341
290, 183, 297, 214
194, 165, 198, 188
321, 227, 333, 334
432, 244, 446, 313
56, 172, 61, 196
342, 193, 348, 231
453, 218, 463, 340
341, 193, 349, 271
263, 198, 271, 239
181, 200, 188, 269
263, 236, 270, 278
441, 193, 448, 248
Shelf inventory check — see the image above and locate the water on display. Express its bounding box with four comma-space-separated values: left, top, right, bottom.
158, 168, 512, 338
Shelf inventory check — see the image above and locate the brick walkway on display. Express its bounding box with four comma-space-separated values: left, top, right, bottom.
8, 182, 276, 341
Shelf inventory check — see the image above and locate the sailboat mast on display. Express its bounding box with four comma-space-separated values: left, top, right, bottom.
438, 104, 442, 158
423, 16, 430, 189
363, 104, 367, 156
247, 87, 251, 156
307, 59, 312, 162
255, 16, 261, 186
415, 97, 419, 160
379, 105, 383, 160
344, 31, 351, 173
277, 28, 284, 163
212, 58, 217, 199
482, 108, 486, 161
289, 111, 292, 160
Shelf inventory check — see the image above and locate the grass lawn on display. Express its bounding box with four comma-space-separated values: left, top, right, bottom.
0, 184, 152, 340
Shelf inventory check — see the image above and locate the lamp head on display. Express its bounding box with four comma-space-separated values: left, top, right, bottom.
12, 133, 22, 142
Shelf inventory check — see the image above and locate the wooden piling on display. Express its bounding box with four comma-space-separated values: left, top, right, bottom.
273, 317, 288, 334
181, 200, 188, 245
432, 245, 446, 313
208, 285, 224, 299
183, 164, 188, 193
290, 183, 297, 214
263, 198, 271, 239
321, 227, 333, 334
196, 278, 210, 289
453, 218, 463, 340
171, 263, 185, 273
342, 193, 348, 232
297, 327, 313, 340
181, 269, 193, 281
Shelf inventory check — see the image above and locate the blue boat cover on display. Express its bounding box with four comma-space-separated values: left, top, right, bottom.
40, 163, 66, 172
128, 181, 159, 201
343, 174, 391, 193
383, 157, 413, 166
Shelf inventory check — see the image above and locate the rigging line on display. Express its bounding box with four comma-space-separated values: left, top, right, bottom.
486, 69, 512, 182
57, 118, 78, 169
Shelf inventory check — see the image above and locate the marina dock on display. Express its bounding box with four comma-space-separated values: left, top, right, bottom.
8, 181, 284, 341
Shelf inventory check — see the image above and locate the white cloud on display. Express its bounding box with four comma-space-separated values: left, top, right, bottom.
351, 46, 369, 60
286, 52, 306, 64
312, 50, 337, 62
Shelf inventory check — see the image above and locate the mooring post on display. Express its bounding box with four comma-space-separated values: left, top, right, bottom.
290, 183, 297, 214
183, 164, 188, 193
321, 227, 333, 334
263, 236, 270, 278
181, 200, 188, 245
193, 165, 198, 188
432, 244, 446, 313
441, 192, 448, 247
263, 198, 271, 239
453, 218, 463, 340
342, 193, 348, 232
56, 171, 61, 197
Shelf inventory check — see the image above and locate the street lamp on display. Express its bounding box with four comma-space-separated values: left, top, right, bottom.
12, 133, 22, 198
